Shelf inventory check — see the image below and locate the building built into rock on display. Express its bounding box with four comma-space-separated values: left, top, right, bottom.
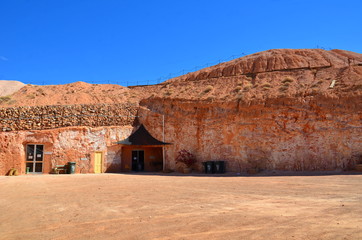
1, 49, 361, 175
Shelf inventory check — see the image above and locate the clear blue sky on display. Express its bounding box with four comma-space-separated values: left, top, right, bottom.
1, 0, 361, 86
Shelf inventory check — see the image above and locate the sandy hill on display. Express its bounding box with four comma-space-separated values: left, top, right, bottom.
0, 49, 361, 108
0, 80, 25, 97
0, 81, 142, 107
142, 49, 362, 102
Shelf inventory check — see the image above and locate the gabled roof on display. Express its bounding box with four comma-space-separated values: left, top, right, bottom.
116, 124, 170, 146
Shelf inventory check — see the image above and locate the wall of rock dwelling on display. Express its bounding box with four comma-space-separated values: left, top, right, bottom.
0, 103, 138, 132
0, 126, 132, 175
139, 97, 362, 172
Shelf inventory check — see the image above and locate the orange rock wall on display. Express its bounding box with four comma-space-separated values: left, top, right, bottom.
0, 126, 132, 175
1, 95, 361, 175
140, 97, 362, 172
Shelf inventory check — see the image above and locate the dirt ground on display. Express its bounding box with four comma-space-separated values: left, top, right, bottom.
0, 173, 361, 240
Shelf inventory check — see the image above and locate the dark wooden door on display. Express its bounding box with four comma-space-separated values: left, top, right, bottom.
132, 150, 144, 171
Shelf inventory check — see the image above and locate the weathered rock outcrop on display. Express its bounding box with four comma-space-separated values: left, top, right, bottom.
140, 96, 362, 172
133, 49, 362, 172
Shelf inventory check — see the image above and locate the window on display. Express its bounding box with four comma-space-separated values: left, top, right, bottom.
26, 144, 44, 173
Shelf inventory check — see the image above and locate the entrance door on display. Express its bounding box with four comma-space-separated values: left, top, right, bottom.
26, 144, 44, 173
132, 150, 144, 171
94, 152, 103, 173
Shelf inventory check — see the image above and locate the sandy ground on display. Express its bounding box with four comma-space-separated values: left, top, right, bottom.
0, 173, 361, 240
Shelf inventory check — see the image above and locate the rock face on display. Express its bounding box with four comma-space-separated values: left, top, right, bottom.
137, 49, 362, 172
140, 96, 362, 172
0, 126, 132, 175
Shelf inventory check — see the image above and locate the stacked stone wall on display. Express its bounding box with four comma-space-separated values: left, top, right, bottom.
0, 103, 138, 131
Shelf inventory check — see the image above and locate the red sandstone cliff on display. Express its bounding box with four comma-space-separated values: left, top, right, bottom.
135, 49, 362, 172
139, 96, 361, 172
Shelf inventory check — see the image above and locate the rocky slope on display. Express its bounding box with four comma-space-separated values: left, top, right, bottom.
0, 81, 142, 107
0, 49, 362, 107
141, 49, 362, 102
1, 49, 361, 108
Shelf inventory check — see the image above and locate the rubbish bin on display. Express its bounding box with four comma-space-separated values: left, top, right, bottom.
214, 161, 226, 174
205, 161, 215, 174
67, 162, 76, 174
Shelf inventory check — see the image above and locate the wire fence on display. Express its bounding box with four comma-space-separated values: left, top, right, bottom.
25, 52, 248, 87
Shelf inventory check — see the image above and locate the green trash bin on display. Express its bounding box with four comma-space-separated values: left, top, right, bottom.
67, 162, 76, 174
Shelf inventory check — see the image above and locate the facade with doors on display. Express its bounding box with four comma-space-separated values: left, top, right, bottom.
121, 146, 164, 172
24, 143, 106, 174
0, 126, 133, 175
0, 124, 170, 175
115, 124, 170, 172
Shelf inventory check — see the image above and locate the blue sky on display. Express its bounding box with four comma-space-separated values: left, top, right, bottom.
0, 0, 361, 86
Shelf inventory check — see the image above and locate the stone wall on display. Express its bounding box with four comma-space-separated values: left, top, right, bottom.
0, 103, 138, 132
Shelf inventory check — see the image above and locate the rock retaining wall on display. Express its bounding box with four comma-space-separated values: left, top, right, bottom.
0, 103, 138, 131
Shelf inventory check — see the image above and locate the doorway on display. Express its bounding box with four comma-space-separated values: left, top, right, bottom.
132, 150, 144, 171
94, 152, 103, 173
26, 144, 44, 173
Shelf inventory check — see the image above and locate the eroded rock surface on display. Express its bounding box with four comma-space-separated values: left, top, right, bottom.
140, 96, 361, 172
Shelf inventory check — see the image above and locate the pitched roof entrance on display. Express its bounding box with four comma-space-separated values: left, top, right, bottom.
116, 124, 170, 146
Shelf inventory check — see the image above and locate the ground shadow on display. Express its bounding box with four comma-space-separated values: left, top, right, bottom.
117, 170, 362, 178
